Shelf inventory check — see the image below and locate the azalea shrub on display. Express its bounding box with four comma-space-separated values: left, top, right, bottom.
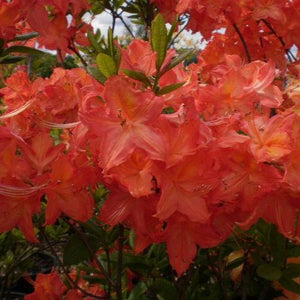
2, 0, 300, 299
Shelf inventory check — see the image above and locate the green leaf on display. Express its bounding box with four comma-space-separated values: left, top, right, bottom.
123, 5, 139, 14
3, 46, 45, 56
270, 225, 286, 267
115, 47, 121, 70
107, 27, 114, 58
160, 49, 195, 76
96, 53, 117, 79
153, 278, 178, 300
79, 265, 102, 275
10, 32, 39, 42
279, 276, 300, 295
87, 30, 102, 52
156, 82, 185, 95
283, 263, 300, 279
128, 282, 149, 300
102, 251, 151, 274
87, 65, 106, 84
113, 0, 125, 9
83, 274, 104, 284
287, 247, 300, 257
122, 69, 152, 86
167, 16, 179, 45
0, 56, 25, 64
108, 226, 120, 244
256, 263, 282, 281
251, 251, 265, 266
151, 14, 167, 70
63, 234, 92, 266
129, 228, 136, 250
80, 221, 107, 242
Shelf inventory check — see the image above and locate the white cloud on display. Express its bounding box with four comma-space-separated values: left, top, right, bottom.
91, 11, 131, 37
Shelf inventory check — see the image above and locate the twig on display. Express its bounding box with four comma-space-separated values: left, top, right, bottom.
223, 10, 251, 62
69, 41, 88, 67
206, 250, 229, 300
258, 280, 270, 300
168, 15, 190, 48
116, 225, 124, 300
27, 55, 33, 79
242, 284, 247, 300
117, 13, 135, 38
232, 22, 252, 62
64, 218, 115, 287
39, 228, 108, 299
261, 19, 297, 63
105, 248, 112, 299
57, 49, 66, 68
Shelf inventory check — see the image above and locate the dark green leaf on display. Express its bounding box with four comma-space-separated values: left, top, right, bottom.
108, 226, 120, 244
79, 265, 102, 275
251, 251, 265, 266
151, 14, 167, 70
89, 0, 105, 14
123, 5, 139, 14
283, 263, 300, 279
287, 247, 300, 257
113, 0, 125, 9
256, 263, 282, 281
10, 32, 39, 42
270, 225, 286, 267
80, 221, 107, 242
63, 234, 91, 266
83, 274, 104, 284
155, 257, 169, 269
128, 282, 149, 300
96, 53, 117, 79
3, 46, 45, 56
279, 276, 300, 295
0, 56, 25, 64
156, 82, 185, 95
153, 278, 178, 300
102, 251, 151, 274
122, 69, 152, 86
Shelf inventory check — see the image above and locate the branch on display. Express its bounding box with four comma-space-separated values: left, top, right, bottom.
64, 218, 115, 288
223, 11, 251, 62
168, 14, 190, 48
57, 49, 66, 68
232, 22, 252, 62
105, 248, 112, 299
68, 41, 88, 67
117, 13, 136, 39
116, 225, 124, 300
206, 250, 230, 300
261, 19, 297, 63
40, 228, 108, 299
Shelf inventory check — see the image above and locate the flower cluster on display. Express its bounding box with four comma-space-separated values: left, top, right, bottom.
1, 0, 300, 280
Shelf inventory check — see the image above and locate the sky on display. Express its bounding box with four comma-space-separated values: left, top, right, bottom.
85, 11, 131, 37
85, 11, 206, 50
